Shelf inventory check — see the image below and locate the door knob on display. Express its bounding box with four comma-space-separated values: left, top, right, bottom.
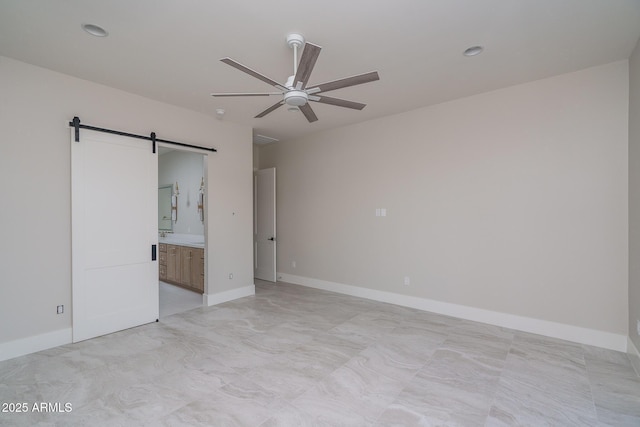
268, 237, 275, 241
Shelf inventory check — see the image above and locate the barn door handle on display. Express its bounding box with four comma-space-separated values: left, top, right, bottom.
151, 244, 157, 261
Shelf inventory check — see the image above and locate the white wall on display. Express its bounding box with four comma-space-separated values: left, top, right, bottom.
260, 61, 629, 347
158, 150, 205, 236
629, 38, 640, 357
0, 56, 254, 359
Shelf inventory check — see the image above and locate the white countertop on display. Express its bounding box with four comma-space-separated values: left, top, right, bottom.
159, 233, 205, 248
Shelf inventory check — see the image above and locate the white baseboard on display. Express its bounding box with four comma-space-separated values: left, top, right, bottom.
628, 337, 640, 377
0, 328, 72, 362
204, 284, 255, 306
278, 273, 628, 352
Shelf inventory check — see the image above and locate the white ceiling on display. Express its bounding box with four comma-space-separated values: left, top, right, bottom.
1, 0, 639, 143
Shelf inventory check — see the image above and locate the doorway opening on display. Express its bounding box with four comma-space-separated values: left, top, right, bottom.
158, 145, 208, 317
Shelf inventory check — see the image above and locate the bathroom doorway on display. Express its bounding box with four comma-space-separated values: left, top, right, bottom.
157, 145, 208, 317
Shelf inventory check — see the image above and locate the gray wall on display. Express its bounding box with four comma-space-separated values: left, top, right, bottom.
630, 39, 640, 353
260, 61, 629, 341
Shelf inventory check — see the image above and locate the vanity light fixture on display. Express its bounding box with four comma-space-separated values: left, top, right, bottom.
463, 45, 484, 57
198, 177, 205, 223
172, 182, 179, 222
81, 23, 109, 37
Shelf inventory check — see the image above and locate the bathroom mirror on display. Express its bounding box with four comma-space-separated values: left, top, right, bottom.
158, 185, 173, 231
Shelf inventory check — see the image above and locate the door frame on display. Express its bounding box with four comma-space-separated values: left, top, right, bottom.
157, 143, 209, 297
254, 167, 277, 282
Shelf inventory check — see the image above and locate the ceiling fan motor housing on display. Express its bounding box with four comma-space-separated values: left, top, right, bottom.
284, 90, 308, 106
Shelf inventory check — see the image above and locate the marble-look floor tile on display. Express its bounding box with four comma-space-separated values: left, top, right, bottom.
512, 331, 585, 364
588, 368, 640, 425
375, 345, 504, 426
159, 281, 202, 318
242, 351, 326, 400
442, 320, 514, 362
327, 310, 401, 346
259, 402, 322, 427
351, 339, 428, 383
487, 335, 599, 427
487, 386, 599, 427
2, 280, 640, 426
291, 357, 407, 425
583, 343, 640, 424
157, 376, 284, 427
292, 332, 367, 374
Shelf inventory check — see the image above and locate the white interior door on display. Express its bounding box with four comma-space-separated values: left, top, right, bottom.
72, 129, 158, 342
254, 168, 276, 282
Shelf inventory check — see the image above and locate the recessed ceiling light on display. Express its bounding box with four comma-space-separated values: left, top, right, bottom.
81, 23, 108, 37
463, 46, 484, 57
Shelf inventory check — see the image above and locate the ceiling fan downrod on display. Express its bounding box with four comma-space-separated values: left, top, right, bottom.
286, 33, 305, 76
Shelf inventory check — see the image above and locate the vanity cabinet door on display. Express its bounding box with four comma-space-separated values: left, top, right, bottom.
166, 244, 181, 283
162, 244, 204, 293
180, 247, 193, 288
191, 248, 205, 292
158, 244, 167, 281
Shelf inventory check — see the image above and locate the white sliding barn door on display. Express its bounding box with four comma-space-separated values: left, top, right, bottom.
254, 168, 276, 282
71, 129, 158, 342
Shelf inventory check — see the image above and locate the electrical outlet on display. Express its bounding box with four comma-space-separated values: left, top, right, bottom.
404, 276, 410, 286
228, 273, 233, 279
292, 261, 296, 269
637, 319, 640, 336
57, 305, 64, 314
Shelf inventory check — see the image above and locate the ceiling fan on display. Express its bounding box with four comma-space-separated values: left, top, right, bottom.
211, 34, 380, 123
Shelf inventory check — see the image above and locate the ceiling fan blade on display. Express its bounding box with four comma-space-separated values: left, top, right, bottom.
307, 71, 380, 94
293, 43, 321, 90
299, 103, 318, 123
311, 95, 366, 110
211, 92, 282, 97
221, 58, 287, 91
255, 101, 284, 118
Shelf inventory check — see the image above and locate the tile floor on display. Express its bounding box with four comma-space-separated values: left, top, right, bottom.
159, 281, 203, 318
1, 280, 639, 426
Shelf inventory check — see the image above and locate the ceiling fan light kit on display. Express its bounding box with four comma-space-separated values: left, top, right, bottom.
283, 90, 308, 106
211, 33, 380, 123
